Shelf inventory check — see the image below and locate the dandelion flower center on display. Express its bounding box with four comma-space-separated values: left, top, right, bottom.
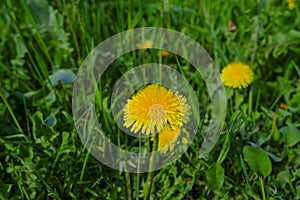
149, 104, 166, 122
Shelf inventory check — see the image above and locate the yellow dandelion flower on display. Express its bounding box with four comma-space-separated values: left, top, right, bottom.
137, 40, 153, 50
158, 125, 189, 153
279, 103, 288, 110
160, 50, 170, 57
123, 84, 190, 135
221, 61, 254, 89
287, 0, 295, 9
158, 125, 180, 153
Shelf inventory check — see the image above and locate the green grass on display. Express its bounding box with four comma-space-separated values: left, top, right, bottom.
1, 0, 300, 199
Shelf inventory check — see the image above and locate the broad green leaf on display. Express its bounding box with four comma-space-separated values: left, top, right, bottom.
30, 111, 59, 152
248, 142, 283, 162
243, 146, 272, 177
50, 69, 76, 86
44, 109, 60, 127
276, 170, 291, 187
206, 163, 224, 192
44, 113, 57, 127
280, 124, 300, 147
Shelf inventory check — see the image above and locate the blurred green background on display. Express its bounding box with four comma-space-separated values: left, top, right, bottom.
0, 0, 300, 199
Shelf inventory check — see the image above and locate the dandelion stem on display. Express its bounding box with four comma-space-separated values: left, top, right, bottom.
259, 176, 266, 200
143, 136, 158, 200
125, 172, 132, 200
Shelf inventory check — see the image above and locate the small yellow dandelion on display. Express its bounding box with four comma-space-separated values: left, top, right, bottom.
160, 50, 170, 57
157, 125, 189, 153
287, 0, 295, 9
158, 125, 180, 153
221, 61, 254, 89
137, 40, 153, 50
123, 84, 190, 135
279, 103, 288, 110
